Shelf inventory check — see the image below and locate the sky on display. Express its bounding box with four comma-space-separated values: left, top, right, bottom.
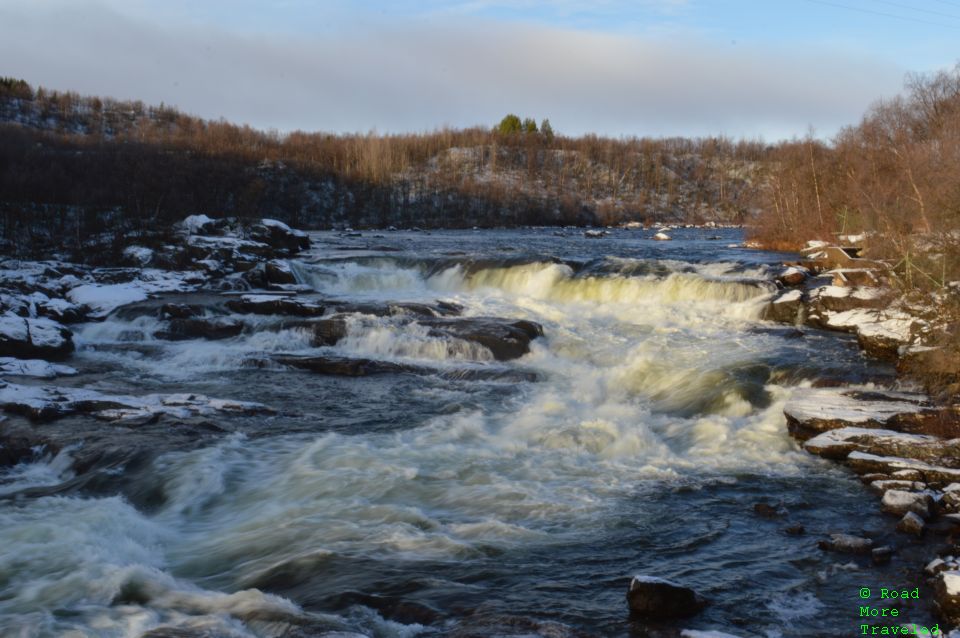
0, 0, 958, 140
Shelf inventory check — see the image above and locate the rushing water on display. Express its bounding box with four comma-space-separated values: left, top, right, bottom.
0, 228, 929, 637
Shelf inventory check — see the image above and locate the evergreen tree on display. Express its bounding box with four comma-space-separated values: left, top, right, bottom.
540, 119, 555, 143
496, 114, 522, 135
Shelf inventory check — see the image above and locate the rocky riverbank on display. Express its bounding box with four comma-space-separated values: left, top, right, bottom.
761, 240, 960, 631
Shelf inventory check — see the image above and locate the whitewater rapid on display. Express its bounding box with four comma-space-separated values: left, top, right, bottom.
0, 230, 906, 637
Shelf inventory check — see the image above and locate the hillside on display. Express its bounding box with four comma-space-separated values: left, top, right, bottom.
0, 78, 764, 258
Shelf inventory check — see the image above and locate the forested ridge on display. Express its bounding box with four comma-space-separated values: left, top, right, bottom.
1, 66, 958, 286
0, 77, 766, 257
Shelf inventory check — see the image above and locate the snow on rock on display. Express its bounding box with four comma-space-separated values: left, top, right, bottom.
777, 266, 808, 286
653, 232, 671, 241
67, 271, 205, 319
179, 214, 216, 235
935, 571, 960, 625
0, 381, 274, 422
262, 218, 307, 238
775, 289, 802, 303
805, 240, 830, 250
68, 283, 148, 318
122, 245, 154, 266
847, 452, 960, 486
803, 426, 958, 463
784, 388, 932, 440
0, 357, 77, 378
881, 489, 932, 518
0, 312, 74, 359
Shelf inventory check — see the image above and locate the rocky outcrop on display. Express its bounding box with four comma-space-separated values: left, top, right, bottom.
417, 317, 543, 361
0, 313, 74, 360
626, 576, 706, 619
0, 381, 273, 423
784, 388, 959, 441
226, 294, 327, 317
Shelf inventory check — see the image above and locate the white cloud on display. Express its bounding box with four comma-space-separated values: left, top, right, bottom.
0, 0, 906, 140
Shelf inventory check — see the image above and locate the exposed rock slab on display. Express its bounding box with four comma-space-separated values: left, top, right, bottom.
784, 388, 958, 440
803, 427, 960, 463
0, 313, 74, 360
0, 381, 273, 423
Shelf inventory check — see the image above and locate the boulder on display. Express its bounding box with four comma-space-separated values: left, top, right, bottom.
154, 317, 245, 341
0, 312, 74, 360
818, 533, 873, 554
872, 546, 894, 565
777, 266, 808, 287
418, 317, 544, 361
265, 260, 297, 285
896, 511, 926, 537
249, 219, 311, 253
881, 490, 932, 518
226, 294, 326, 318
626, 575, 706, 619
934, 571, 960, 625
763, 289, 803, 324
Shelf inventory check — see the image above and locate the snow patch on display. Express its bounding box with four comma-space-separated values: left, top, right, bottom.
0, 358, 77, 378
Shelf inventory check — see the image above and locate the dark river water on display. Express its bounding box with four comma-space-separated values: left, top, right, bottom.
0, 228, 933, 637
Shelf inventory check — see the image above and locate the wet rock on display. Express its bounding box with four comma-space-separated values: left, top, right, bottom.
226, 294, 326, 317
933, 570, 960, 625
418, 317, 544, 361
275, 355, 415, 377
154, 317, 245, 341
680, 631, 744, 638
305, 317, 348, 346
897, 512, 926, 537
818, 533, 873, 554
265, 259, 297, 285
160, 303, 204, 319
882, 490, 932, 518
785, 524, 805, 535
0, 312, 74, 360
763, 289, 803, 324
626, 575, 706, 619
753, 503, 782, 518
872, 546, 894, 565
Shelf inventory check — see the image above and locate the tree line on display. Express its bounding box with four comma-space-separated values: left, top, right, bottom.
0, 78, 771, 257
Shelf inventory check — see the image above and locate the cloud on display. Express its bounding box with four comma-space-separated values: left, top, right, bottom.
0, 0, 906, 140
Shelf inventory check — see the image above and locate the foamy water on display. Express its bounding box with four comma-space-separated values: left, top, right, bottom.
0, 229, 918, 637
